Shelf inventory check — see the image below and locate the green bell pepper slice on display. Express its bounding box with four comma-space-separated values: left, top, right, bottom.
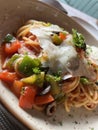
17, 55, 41, 77
21, 72, 45, 87
6, 54, 20, 70
51, 34, 63, 45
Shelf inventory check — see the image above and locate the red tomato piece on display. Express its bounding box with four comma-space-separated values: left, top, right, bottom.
0, 71, 18, 82
35, 94, 54, 105
59, 32, 66, 40
19, 86, 36, 109
12, 80, 24, 97
4, 40, 21, 55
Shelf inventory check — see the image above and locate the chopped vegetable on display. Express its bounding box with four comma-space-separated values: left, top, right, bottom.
6, 54, 20, 70
3, 34, 16, 43
21, 72, 45, 87
21, 75, 37, 84
32, 67, 41, 74
36, 72, 45, 87
51, 33, 63, 45
55, 92, 66, 104
59, 32, 66, 40
35, 94, 54, 105
80, 77, 89, 84
53, 71, 62, 82
4, 40, 21, 55
19, 86, 36, 109
12, 80, 24, 97
72, 29, 86, 51
46, 74, 61, 96
45, 74, 65, 103
17, 56, 41, 76
51, 31, 67, 45
0, 71, 18, 82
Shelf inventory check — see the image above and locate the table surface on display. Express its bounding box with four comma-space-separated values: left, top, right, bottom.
0, 103, 29, 130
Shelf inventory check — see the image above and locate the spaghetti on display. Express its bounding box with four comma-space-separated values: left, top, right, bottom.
0, 20, 98, 116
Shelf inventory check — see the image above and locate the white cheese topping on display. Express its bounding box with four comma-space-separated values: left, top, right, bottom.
87, 46, 98, 65
30, 24, 77, 72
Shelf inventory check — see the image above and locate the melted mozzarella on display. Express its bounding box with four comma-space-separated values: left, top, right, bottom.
87, 46, 98, 65
30, 25, 77, 72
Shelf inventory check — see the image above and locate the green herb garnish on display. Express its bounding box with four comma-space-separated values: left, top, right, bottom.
32, 67, 41, 74
3, 34, 16, 43
72, 29, 86, 51
53, 71, 62, 82
46, 74, 61, 96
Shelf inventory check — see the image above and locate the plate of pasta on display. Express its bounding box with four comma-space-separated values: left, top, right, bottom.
0, 1, 98, 130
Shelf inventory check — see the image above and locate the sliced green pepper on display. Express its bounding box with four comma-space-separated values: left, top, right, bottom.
21, 75, 37, 84
36, 72, 45, 87
46, 74, 60, 96
17, 55, 41, 77
45, 74, 65, 103
6, 54, 20, 70
51, 34, 63, 45
55, 93, 66, 104
80, 77, 89, 84
21, 72, 45, 87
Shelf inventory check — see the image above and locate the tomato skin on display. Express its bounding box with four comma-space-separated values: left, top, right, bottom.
59, 32, 66, 40
0, 71, 18, 82
12, 80, 24, 97
4, 40, 21, 55
19, 86, 36, 109
35, 94, 54, 105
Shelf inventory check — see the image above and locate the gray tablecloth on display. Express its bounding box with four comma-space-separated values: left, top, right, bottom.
0, 103, 30, 130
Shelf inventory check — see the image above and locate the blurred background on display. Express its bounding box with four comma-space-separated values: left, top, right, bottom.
60, 0, 98, 18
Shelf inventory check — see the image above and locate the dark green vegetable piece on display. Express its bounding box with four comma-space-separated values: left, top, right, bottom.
3, 34, 16, 43
72, 29, 86, 51
18, 55, 41, 76
35, 72, 45, 87
46, 74, 65, 103
46, 74, 61, 96
55, 92, 66, 104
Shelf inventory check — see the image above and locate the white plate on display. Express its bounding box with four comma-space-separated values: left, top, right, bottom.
0, 1, 98, 130
1, 81, 98, 130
